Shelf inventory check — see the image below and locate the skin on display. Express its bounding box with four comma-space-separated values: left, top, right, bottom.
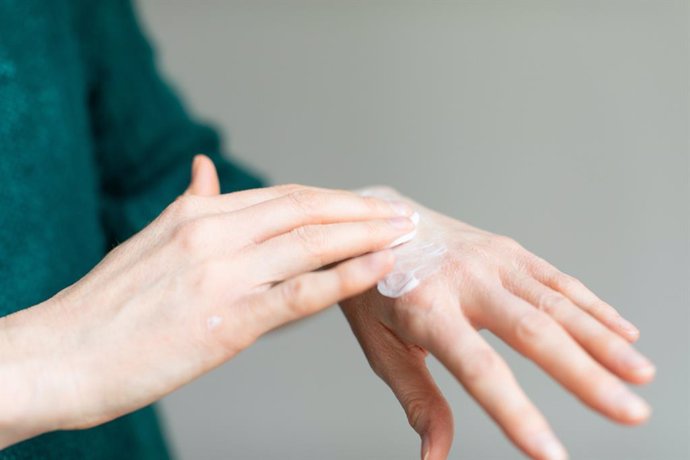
0, 156, 418, 449
341, 189, 655, 460
0, 159, 654, 458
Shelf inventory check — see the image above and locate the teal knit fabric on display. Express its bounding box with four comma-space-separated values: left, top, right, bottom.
0, 0, 263, 457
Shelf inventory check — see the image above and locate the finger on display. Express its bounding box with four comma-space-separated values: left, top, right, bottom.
478, 288, 651, 425
502, 272, 655, 384
425, 310, 567, 460
527, 255, 639, 342
230, 188, 415, 244
183, 155, 221, 197
248, 250, 395, 335
176, 183, 300, 217
343, 304, 453, 460
176, 184, 411, 224
247, 217, 417, 284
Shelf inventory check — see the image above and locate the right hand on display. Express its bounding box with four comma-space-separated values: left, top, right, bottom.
0, 156, 416, 448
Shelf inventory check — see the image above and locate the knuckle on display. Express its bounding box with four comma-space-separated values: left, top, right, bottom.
537, 292, 569, 316
528, 255, 555, 278
495, 235, 521, 251
198, 315, 257, 359
552, 273, 579, 291
281, 278, 311, 316
361, 195, 389, 213
287, 189, 321, 215
590, 300, 614, 317
188, 260, 224, 295
514, 311, 553, 345
276, 183, 303, 193
404, 287, 440, 313
173, 219, 211, 252
401, 390, 431, 429
292, 226, 327, 261
461, 347, 501, 384
332, 266, 356, 297
166, 195, 198, 221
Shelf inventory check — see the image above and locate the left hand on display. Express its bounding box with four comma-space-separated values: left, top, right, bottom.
341, 187, 655, 460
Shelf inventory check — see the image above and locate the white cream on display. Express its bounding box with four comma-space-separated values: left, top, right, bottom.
206, 315, 223, 330
357, 187, 447, 298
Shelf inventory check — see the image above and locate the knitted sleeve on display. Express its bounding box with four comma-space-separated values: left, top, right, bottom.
82, 0, 265, 242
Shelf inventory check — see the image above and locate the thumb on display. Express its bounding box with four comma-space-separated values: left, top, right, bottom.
184, 154, 221, 196
342, 306, 454, 460
386, 349, 455, 460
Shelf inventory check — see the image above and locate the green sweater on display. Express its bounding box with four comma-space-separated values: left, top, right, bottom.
0, 0, 263, 458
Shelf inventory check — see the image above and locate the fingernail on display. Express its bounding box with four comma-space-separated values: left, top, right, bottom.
619, 349, 655, 378
610, 385, 651, 421
388, 229, 417, 248
613, 315, 639, 338
387, 199, 414, 216
529, 432, 568, 460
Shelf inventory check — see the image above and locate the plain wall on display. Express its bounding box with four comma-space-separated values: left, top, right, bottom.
137, 1, 689, 459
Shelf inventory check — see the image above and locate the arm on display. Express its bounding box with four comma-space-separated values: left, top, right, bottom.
0, 174, 416, 449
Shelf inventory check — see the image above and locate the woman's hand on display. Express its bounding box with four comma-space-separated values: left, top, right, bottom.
0, 157, 418, 448
341, 187, 655, 460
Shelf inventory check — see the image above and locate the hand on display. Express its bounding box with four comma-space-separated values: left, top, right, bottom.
341, 187, 655, 460
0, 157, 418, 448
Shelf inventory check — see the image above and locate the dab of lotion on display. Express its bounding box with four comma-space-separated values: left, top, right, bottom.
207, 315, 223, 330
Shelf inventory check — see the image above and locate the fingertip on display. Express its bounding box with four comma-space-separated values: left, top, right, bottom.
621, 403, 652, 426
191, 154, 221, 196
627, 363, 656, 385
608, 386, 652, 425
611, 316, 640, 342
525, 432, 568, 460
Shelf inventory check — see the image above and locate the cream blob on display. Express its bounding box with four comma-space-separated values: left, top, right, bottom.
357, 187, 447, 298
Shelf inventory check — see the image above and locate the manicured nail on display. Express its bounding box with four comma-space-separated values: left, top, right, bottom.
620, 349, 655, 378
387, 200, 414, 216
388, 229, 417, 248
610, 385, 651, 421
529, 432, 568, 460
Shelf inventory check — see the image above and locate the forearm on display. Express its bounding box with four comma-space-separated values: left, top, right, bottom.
0, 300, 65, 449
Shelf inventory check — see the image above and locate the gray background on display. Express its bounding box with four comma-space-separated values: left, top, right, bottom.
138, 1, 688, 459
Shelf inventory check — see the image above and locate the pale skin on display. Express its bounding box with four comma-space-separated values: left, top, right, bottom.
0, 156, 654, 459
341, 191, 655, 460
0, 156, 416, 448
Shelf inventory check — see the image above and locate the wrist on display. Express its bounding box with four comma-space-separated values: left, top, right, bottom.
0, 298, 71, 448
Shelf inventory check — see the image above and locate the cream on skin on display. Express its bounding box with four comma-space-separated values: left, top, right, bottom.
359, 188, 448, 298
